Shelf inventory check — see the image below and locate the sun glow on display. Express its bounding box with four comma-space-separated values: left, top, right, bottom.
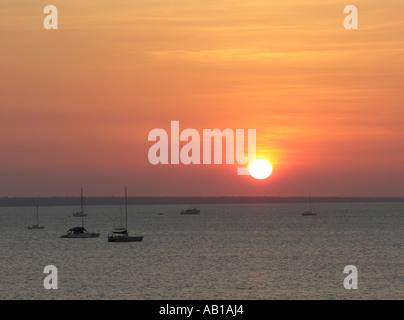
248, 159, 272, 179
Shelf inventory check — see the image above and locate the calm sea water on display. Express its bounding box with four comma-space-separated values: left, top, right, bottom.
0, 203, 402, 300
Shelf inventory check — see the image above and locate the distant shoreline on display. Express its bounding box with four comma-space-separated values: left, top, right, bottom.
0, 196, 403, 207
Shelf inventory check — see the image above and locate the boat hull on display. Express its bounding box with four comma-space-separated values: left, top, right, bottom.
61, 233, 100, 238
27, 225, 44, 229
302, 211, 317, 216
72, 213, 88, 217
180, 209, 200, 215
108, 235, 143, 242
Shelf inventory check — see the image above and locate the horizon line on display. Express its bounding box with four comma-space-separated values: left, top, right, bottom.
1, 195, 403, 207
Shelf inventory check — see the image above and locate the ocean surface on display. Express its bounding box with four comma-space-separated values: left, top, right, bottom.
0, 203, 402, 300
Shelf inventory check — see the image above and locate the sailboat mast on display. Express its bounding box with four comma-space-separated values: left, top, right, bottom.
120, 202, 123, 228
81, 187, 84, 213
81, 187, 84, 228
36, 205, 39, 225
125, 187, 128, 229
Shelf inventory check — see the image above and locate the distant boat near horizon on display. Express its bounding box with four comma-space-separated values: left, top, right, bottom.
301, 193, 317, 216
61, 187, 100, 238
180, 207, 200, 215
72, 188, 88, 217
72, 211, 87, 217
27, 205, 44, 229
108, 187, 143, 242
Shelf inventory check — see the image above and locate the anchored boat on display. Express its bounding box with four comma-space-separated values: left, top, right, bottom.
180, 208, 200, 215
301, 193, 317, 216
108, 187, 143, 242
61, 187, 100, 238
27, 206, 45, 229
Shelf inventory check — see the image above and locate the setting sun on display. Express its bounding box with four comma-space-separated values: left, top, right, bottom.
248, 159, 272, 180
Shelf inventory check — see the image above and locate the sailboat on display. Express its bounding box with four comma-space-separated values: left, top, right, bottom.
301, 193, 317, 216
113, 202, 127, 232
72, 188, 87, 217
108, 187, 143, 242
27, 205, 45, 229
61, 187, 100, 238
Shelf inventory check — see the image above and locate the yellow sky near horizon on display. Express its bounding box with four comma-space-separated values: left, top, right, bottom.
1, 0, 403, 196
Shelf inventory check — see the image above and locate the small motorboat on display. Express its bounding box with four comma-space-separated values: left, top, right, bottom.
180, 208, 200, 215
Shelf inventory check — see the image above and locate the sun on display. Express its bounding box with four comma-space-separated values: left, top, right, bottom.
248, 159, 273, 179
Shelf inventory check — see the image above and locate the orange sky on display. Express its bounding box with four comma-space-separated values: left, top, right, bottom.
1, 0, 403, 197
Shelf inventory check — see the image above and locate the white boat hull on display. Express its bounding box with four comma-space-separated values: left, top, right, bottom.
72, 213, 87, 217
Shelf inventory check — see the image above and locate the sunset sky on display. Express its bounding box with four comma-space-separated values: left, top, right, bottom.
1, 0, 403, 197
